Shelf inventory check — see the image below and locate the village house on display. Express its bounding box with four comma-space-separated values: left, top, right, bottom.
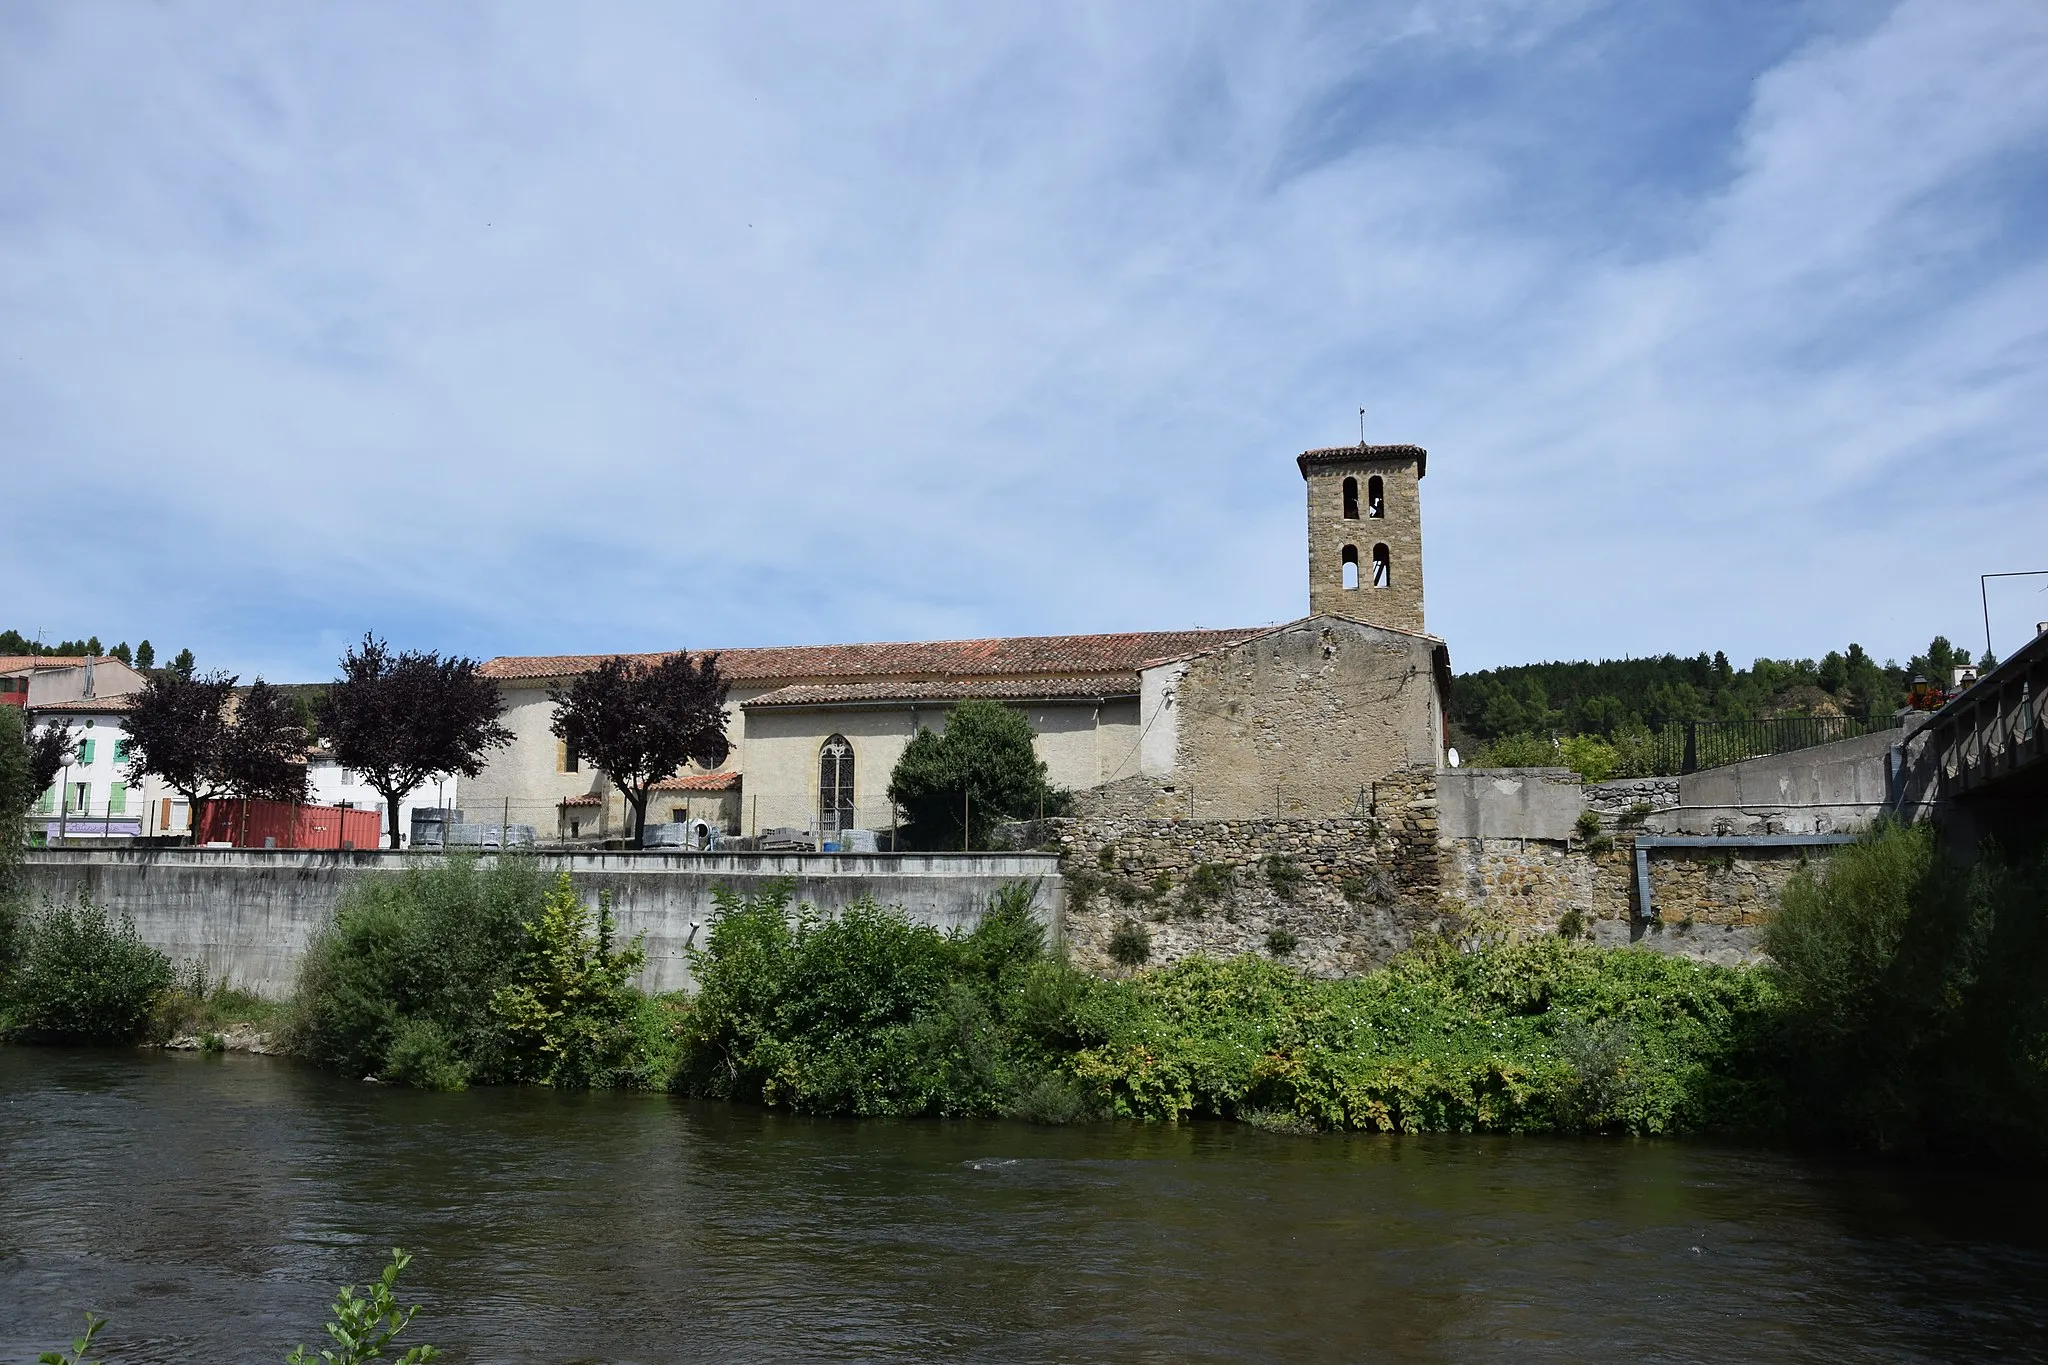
0, 654, 150, 710
463, 443, 1451, 842
23, 695, 191, 840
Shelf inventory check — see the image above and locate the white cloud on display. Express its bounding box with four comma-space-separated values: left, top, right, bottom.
0, 0, 2043, 680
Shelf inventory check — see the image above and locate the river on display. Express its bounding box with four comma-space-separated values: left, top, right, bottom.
2, 1049, 2045, 1363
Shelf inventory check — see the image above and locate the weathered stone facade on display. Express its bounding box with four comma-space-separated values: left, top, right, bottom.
1001, 768, 1446, 977
1301, 443, 1426, 633
1025, 767, 1850, 973
1141, 617, 1447, 821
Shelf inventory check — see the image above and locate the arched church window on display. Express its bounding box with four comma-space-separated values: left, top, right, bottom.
819, 735, 855, 837
1367, 475, 1384, 518
1372, 543, 1391, 588
1342, 477, 1359, 519
1341, 544, 1360, 591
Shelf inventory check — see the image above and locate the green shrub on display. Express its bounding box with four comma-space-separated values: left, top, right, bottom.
1479, 733, 1556, 768
1340, 869, 1395, 906
1108, 920, 1152, 967
1557, 735, 1619, 783
1764, 821, 2048, 1153
1185, 862, 1233, 903
287, 855, 536, 1082
1265, 927, 1299, 957
3, 891, 175, 1042
674, 880, 1075, 1118
491, 878, 647, 1088
1263, 855, 1305, 900
1067, 942, 1774, 1135
288, 855, 667, 1090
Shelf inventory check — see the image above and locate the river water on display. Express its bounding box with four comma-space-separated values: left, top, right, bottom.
2, 1050, 2045, 1363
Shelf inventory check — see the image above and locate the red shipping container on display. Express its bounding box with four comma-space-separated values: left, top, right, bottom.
196, 799, 384, 850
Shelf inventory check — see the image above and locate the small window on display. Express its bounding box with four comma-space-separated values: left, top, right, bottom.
1367, 475, 1384, 518
1372, 543, 1391, 588
71, 782, 90, 812
1341, 544, 1360, 591
1342, 477, 1359, 519
559, 739, 579, 774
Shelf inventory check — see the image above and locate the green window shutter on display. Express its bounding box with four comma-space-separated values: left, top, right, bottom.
109, 781, 127, 815
78, 738, 95, 764
115, 738, 131, 762
36, 785, 55, 814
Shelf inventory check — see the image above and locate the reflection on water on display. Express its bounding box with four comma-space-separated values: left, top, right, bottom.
2, 1049, 2045, 1363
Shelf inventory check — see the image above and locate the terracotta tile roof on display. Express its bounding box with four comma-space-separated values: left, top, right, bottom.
651, 771, 742, 792
558, 793, 603, 808
480, 628, 1264, 685
1296, 443, 1427, 479
0, 655, 120, 674
25, 695, 137, 715
744, 675, 1141, 710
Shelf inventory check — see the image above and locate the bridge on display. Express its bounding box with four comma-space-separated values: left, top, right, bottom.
1916, 625, 2048, 844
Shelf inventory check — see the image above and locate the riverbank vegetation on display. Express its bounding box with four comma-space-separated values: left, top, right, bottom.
2, 814, 2040, 1152
287, 856, 672, 1089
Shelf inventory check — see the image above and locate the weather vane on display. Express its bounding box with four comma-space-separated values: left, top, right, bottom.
1358, 407, 1366, 445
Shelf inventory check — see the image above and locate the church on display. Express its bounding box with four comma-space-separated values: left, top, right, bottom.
464, 443, 1452, 843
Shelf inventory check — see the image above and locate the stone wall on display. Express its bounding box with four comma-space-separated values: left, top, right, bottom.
1583, 777, 1680, 817
1008, 767, 1445, 977
1159, 618, 1443, 821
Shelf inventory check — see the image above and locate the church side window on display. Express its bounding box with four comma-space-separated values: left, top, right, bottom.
1367, 475, 1384, 518
1342, 477, 1359, 519
819, 735, 855, 837
1372, 543, 1391, 588
1341, 544, 1360, 591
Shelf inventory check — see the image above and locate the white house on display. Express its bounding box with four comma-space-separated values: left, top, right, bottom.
24, 695, 188, 840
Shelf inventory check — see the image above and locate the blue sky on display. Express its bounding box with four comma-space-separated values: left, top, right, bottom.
3, 1, 2045, 681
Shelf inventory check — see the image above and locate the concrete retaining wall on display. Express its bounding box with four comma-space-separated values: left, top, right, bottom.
20, 849, 1062, 997
1437, 768, 1583, 841
1673, 728, 1908, 834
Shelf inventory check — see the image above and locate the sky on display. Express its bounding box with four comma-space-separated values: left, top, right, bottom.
3, 0, 2045, 682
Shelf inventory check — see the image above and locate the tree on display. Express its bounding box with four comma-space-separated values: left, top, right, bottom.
224, 680, 315, 802
548, 653, 730, 848
169, 648, 196, 681
110, 642, 133, 666
123, 671, 308, 839
25, 718, 78, 797
134, 640, 155, 669
319, 635, 512, 849
886, 698, 1067, 851
0, 706, 68, 860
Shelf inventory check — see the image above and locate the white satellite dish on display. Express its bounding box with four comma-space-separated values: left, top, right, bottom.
1447, 747, 1461, 768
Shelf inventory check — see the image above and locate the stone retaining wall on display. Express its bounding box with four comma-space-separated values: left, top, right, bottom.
1004, 767, 1446, 976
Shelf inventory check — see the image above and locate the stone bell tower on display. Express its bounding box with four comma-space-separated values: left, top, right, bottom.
1298, 442, 1427, 633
